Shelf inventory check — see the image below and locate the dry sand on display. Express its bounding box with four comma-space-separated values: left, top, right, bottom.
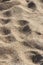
0, 0, 43, 65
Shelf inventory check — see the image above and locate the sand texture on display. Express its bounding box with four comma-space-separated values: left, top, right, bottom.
0, 0, 43, 65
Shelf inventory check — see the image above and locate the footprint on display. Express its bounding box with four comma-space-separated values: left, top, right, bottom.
0, 26, 11, 35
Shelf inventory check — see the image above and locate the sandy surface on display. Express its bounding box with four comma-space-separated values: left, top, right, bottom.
0, 0, 43, 65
